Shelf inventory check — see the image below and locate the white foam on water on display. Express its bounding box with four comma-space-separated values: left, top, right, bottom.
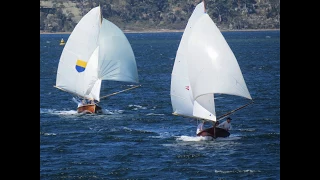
176, 135, 213, 141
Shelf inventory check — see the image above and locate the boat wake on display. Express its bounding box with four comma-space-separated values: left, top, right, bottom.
176, 135, 241, 142
40, 108, 78, 115
128, 104, 147, 111
101, 109, 124, 115
176, 135, 213, 141
40, 108, 124, 115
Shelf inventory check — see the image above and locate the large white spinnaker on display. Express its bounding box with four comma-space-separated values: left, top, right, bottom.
98, 18, 139, 84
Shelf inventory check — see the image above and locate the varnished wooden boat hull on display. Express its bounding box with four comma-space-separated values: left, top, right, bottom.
77, 104, 102, 114
197, 127, 230, 138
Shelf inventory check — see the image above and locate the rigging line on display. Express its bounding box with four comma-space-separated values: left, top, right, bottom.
216, 100, 254, 121
99, 85, 141, 100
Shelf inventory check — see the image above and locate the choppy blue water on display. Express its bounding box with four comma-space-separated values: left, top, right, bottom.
40, 30, 280, 179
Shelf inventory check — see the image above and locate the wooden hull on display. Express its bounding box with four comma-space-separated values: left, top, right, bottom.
197, 127, 230, 138
77, 104, 102, 114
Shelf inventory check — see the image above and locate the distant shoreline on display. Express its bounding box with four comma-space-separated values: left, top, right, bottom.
40, 28, 279, 34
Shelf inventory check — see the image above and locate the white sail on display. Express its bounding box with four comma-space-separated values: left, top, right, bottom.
170, 2, 207, 118
55, 6, 101, 99
187, 15, 252, 100
83, 46, 101, 100
98, 18, 139, 84
55, 6, 139, 102
170, 1, 251, 122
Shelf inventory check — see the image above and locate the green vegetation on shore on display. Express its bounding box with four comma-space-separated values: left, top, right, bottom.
40, 0, 280, 33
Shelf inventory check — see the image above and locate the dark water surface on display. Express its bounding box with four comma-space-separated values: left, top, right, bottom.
40, 30, 280, 179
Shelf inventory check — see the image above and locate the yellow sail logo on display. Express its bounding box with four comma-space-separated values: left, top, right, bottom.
75, 59, 87, 72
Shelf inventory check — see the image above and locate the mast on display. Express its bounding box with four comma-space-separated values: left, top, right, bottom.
203, 0, 206, 13
99, 4, 102, 24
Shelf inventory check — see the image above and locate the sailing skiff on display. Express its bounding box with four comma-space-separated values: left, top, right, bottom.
55, 6, 139, 114
170, 0, 253, 138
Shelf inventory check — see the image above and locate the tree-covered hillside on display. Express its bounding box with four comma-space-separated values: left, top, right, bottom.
40, 0, 280, 32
